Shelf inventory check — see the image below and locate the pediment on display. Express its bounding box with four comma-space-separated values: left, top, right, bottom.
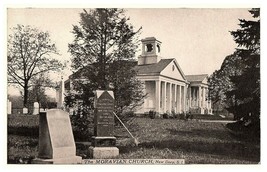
160, 59, 186, 81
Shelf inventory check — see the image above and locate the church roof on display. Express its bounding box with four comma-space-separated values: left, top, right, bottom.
135, 59, 174, 75
185, 74, 208, 82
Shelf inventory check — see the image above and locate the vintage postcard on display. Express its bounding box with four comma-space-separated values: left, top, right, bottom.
6, 5, 260, 166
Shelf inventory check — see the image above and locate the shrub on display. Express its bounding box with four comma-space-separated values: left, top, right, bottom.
8, 115, 39, 136
186, 112, 194, 120
70, 108, 94, 142
170, 109, 176, 118
163, 113, 168, 119
149, 110, 156, 119
173, 113, 179, 118
179, 112, 186, 120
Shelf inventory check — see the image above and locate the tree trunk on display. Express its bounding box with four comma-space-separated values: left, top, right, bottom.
23, 83, 29, 108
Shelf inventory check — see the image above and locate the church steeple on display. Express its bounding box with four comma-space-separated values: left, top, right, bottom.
138, 37, 162, 65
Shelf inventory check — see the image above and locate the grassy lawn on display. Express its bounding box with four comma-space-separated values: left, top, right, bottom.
116, 118, 260, 164
7, 115, 260, 164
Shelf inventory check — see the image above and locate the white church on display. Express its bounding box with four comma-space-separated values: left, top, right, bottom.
60, 37, 212, 115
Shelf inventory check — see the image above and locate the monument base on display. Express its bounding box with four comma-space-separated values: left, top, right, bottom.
32, 156, 82, 164
89, 146, 119, 159
92, 136, 116, 147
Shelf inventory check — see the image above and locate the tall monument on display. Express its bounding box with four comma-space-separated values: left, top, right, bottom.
89, 90, 119, 158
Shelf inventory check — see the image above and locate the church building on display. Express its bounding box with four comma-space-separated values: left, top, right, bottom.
62, 37, 212, 115
134, 37, 212, 115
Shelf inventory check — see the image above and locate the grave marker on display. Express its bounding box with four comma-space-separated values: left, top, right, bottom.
7, 99, 12, 115
32, 109, 82, 164
94, 90, 115, 137
32, 102, 39, 115
23, 107, 28, 115
89, 90, 119, 158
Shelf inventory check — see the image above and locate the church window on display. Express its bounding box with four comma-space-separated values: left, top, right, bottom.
172, 65, 175, 71
157, 44, 160, 53
145, 44, 153, 52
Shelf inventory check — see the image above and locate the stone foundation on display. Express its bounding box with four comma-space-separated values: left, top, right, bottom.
89, 147, 119, 159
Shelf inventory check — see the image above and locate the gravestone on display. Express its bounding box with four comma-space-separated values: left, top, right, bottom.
89, 90, 119, 158
7, 99, 12, 115
23, 107, 28, 115
32, 109, 82, 164
32, 102, 39, 115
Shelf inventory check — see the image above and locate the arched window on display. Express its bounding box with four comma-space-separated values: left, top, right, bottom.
157, 44, 160, 53
145, 44, 153, 52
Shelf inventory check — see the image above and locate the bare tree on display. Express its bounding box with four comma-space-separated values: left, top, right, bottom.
7, 24, 64, 107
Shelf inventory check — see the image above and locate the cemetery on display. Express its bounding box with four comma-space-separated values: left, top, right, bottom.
7, 90, 260, 164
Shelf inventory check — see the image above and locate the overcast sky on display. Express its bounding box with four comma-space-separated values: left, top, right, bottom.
7, 8, 253, 95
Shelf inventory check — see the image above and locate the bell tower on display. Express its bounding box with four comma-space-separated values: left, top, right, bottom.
138, 37, 162, 65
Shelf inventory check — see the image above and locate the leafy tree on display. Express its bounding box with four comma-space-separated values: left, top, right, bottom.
28, 73, 55, 109
208, 54, 243, 113
7, 24, 65, 107
226, 8, 260, 122
8, 95, 24, 109
108, 60, 145, 114
208, 9, 260, 124
67, 8, 144, 114
67, 8, 144, 140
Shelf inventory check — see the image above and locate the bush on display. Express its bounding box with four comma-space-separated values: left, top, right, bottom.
179, 113, 186, 120
173, 113, 179, 118
149, 110, 156, 119
226, 119, 260, 137
70, 108, 94, 142
186, 112, 194, 120
8, 115, 39, 136
163, 113, 168, 119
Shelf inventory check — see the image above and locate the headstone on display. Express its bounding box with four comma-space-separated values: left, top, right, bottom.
32, 109, 82, 164
7, 99, 12, 115
32, 102, 39, 115
89, 90, 119, 158
23, 107, 28, 115
40, 108, 46, 113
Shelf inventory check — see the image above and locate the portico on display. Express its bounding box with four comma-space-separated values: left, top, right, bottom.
186, 75, 212, 114
138, 78, 188, 115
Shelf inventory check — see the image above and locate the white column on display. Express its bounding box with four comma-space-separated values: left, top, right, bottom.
169, 83, 172, 113
178, 85, 181, 113
155, 80, 161, 114
176, 85, 179, 113
184, 85, 187, 112
202, 87, 206, 110
163, 81, 167, 113
181, 85, 184, 113
206, 88, 209, 109
188, 86, 191, 108
174, 84, 177, 113
182, 86, 185, 112
142, 81, 147, 112
198, 86, 201, 108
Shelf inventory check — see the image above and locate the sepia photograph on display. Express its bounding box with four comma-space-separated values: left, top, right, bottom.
6, 6, 260, 165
